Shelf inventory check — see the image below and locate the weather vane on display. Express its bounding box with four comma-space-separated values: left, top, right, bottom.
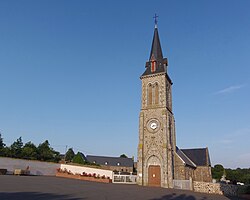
153, 13, 159, 26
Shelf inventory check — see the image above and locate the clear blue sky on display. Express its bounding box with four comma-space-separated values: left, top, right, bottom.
0, 0, 249, 169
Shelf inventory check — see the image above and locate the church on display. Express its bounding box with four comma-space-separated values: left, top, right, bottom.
137, 18, 212, 188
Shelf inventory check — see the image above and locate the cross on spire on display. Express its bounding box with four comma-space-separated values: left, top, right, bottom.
153, 13, 159, 27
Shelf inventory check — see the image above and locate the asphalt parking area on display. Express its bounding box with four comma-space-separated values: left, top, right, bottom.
0, 175, 243, 200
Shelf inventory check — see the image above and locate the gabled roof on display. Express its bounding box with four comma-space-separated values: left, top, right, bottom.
176, 147, 196, 168
86, 155, 133, 167
181, 148, 211, 167
141, 26, 168, 77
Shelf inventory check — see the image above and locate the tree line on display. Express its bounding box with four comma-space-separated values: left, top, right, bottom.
0, 134, 60, 163
212, 164, 250, 185
0, 133, 98, 165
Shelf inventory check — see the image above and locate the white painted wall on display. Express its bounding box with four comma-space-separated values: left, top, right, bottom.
60, 164, 113, 179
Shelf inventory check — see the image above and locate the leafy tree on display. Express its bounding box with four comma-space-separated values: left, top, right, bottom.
0, 133, 5, 148
3, 146, 11, 157
0, 133, 6, 156
120, 154, 128, 158
72, 152, 85, 164
37, 140, 60, 162
65, 148, 75, 162
225, 168, 250, 184
10, 137, 23, 158
212, 164, 224, 180
22, 141, 38, 160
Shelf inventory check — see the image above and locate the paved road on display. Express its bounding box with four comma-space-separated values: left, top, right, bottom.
0, 175, 244, 200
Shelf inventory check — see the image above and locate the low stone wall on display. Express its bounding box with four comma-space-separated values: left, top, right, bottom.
193, 181, 238, 196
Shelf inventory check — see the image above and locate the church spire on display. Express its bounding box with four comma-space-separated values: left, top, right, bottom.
149, 23, 163, 61
141, 15, 168, 77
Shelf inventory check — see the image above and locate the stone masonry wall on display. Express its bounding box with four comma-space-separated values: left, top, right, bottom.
193, 181, 238, 196
99, 165, 133, 173
174, 153, 185, 180
194, 166, 212, 182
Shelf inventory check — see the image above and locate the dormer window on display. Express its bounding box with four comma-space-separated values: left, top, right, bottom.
117, 162, 120, 166
105, 162, 108, 165
151, 60, 156, 72
150, 55, 156, 73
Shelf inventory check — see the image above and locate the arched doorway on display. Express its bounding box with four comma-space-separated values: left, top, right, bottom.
147, 156, 161, 187
148, 165, 161, 187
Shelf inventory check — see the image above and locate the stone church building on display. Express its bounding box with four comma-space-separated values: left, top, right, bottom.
137, 21, 212, 188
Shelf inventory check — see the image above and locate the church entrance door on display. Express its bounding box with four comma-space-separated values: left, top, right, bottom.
148, 165, 161, 187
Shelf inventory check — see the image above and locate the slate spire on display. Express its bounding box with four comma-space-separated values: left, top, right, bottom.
149, 23, 163, 61
142, 17, 168, 77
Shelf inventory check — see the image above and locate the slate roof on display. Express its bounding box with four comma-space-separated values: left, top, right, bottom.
141, 25, 168, 77
79, 152, 87, 161
181, 148, 211, 167
86, 155, 134, 167
176, 147, 196, 168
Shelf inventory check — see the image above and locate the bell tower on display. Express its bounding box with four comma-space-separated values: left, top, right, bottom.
137, 18, 176, 188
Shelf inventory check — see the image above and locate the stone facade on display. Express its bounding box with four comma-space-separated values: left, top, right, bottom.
137, 72, 176, 188
99, 165, 133, 173
194, 166, 212, 182
174, 152, 212, 183
174, 153, 195, 181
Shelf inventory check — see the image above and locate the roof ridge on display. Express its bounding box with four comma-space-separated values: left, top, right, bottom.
86, 155, 132, 159
181, 147, 207, 150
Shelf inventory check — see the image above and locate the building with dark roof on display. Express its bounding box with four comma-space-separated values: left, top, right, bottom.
175, 147, 212, 182
86, 155, 134, 173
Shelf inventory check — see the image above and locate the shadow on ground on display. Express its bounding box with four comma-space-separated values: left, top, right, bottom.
150, 193, 201, 200
150, 192, 245, 200
0, 192, 83, 200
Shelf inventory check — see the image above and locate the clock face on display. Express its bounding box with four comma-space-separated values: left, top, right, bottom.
150, 122, 157, 130
147, 119, 160, 132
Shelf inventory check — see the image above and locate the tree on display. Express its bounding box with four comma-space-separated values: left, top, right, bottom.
72, 152, 85, 164
0, 133, 5, 148
212, 164, 224, 180
0, 133, 6, 156
120, 154, 128, 158
65, 148, 75, 162
225, 168, 250, 184
10, 137, 23, 158
22, 141, 38, 160
37, 140, 60, 162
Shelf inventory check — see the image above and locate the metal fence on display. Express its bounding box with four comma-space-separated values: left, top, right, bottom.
173, 179, 192, 190
113, 174, 137, 184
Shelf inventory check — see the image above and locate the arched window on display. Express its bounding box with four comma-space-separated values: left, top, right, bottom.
154, 82, 159, 105
147, 83, 152, 106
